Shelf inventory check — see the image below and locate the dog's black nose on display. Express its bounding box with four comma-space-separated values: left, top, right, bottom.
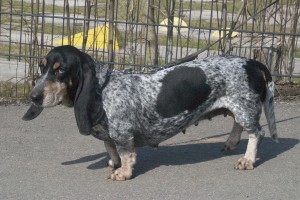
30, 91, 43, 105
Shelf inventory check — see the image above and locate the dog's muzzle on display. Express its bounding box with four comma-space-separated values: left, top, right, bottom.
30, 89, 44, 106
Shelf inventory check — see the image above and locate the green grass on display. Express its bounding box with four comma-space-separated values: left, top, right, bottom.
291, 77, 300, 83
296, 48, 300, 58
0, 81, 31, 98
0, 43, 31, 58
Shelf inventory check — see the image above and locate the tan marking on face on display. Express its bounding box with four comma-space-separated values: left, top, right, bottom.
41, 58, 47, 66
42, 81, 69, 107
53, 62, 60, 70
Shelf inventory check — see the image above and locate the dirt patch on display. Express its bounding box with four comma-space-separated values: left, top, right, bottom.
0, 97, 30, 106
275, 82, 300, 101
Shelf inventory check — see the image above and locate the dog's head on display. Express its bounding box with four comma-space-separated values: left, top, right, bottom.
23, 45, 107, 135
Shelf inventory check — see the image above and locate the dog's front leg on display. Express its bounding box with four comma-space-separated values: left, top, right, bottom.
104, 140, 121, 169
109, 139, 136, 181
222, 120, 243, 151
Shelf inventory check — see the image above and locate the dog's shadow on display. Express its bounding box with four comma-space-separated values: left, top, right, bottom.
61, 137, 298, 177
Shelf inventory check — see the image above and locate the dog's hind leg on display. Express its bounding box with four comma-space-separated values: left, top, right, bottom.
109, 139, 136, 181
229, 99, 265, 170
104, 140, 121, 169
235, 127, 265, 170
222, 120, 243, 151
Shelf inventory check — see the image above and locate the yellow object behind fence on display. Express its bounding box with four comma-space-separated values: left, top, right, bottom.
159, 17, 188, 33
211, 28, 239, 38
53, 25, 119, 49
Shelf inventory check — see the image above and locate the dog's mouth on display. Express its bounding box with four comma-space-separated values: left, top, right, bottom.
22, 104, 44, 121
33, 99, 62, 108
34, 97, 72, 108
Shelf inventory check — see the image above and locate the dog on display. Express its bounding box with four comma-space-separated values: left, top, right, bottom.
23, 45, 278, 181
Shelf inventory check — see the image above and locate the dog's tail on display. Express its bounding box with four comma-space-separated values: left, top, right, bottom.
263, 80, 279, 143
255, 60, 278, 142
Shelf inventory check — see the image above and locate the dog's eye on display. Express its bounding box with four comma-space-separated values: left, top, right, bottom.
54, 68, 65, 76
58, 68, 65, 74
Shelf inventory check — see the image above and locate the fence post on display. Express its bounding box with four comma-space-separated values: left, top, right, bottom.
166, 0, 175, 63
29, 0, 40, 87
143, 0, 158, 66
287, 0, 300, 82
82, 0, 91, 52
65, 0, 71, 45
108, 0, 115, 69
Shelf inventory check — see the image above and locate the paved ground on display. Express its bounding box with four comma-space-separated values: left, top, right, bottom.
0, 100, 299, 200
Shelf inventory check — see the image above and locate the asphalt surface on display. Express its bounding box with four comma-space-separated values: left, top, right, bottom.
0, 100, 299, 200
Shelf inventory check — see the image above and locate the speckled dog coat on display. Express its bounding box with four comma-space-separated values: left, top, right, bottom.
23, 45, 278, 180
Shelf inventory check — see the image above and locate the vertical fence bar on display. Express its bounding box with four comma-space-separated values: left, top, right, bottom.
8, 0, 13, 61
142, 0, 158, 66
40, 0, 45, 57
196, 0, 204, 53
121, 0, 130, 69
18, 0, 24, 62
165, 0, 175, 63
288, 0, 300, 82
65, 0, 71, 45
185, 0, 192, 58
108, 0, 115, 69
50, 0, 55, 46
82, 0, 91, 52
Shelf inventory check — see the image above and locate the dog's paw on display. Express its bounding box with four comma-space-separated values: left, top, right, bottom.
222, 141, 240, 152
234, 157, 254, 170
109, 168, 132, 181
107, 159, 121, 169
222, 144, 235, 152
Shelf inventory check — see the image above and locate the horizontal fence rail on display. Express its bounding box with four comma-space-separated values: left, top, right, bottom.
0, 0, 300, 99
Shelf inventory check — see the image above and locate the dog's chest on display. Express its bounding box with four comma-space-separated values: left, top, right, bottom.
91, 123, 110, 141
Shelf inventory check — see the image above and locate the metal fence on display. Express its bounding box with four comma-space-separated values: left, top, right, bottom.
0, 0, 300, 99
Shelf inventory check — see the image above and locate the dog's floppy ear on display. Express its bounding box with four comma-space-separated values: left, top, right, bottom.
22, 104, 44, 121
74, 58, 96, 136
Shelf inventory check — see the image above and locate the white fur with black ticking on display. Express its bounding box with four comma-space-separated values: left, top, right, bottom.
97, 56, 277, 145
24, 45, 278, 181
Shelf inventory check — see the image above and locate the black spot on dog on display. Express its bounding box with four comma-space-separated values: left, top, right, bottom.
156, 67, 211, 118
243, 60, 270, 101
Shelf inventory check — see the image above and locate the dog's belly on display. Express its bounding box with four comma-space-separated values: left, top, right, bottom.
133, 113, 194, 147
133, 107, 229, 147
